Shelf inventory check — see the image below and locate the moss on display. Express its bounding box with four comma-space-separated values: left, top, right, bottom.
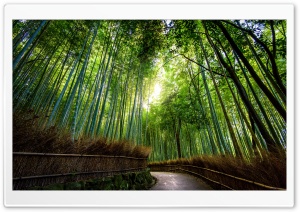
130, 172, 137, 183
102, 178, 114, 190
145, 172, 153, 184
64, 182, 82, 190
113, 174, 123, 188
29, 183, 64, 190
121, 173, 129, 180
120, 180, 129, 190
29, 169, 154, 190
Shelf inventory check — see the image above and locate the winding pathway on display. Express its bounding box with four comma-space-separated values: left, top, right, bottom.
150, 172, 213, 190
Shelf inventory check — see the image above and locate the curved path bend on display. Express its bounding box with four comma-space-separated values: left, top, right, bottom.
150, 172, 213, 190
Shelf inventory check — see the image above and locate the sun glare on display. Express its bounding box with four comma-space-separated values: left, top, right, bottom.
143, 83, 162, 110
153, 83, 162, 100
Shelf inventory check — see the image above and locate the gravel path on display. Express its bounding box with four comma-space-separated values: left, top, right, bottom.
150, 172, 213, 190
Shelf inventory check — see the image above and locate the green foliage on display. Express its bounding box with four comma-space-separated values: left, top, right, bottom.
13, 20, 286, 163
29, 170, 154, 190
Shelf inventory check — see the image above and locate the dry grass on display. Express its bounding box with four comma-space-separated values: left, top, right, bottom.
149, 152, 286, 189
13, 112, 151, 158
13, 111, 151, 189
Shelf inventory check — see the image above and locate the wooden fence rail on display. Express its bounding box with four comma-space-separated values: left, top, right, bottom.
13, 152, 148, 190
149, 164, 285, 190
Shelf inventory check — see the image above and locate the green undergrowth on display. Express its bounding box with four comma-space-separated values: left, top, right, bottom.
29, 169, 155, 190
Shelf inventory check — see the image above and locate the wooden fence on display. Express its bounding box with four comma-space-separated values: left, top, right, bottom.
149, 164, 285, 190
13, 152, 148, 190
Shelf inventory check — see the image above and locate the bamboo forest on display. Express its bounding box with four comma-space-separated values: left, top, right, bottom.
13, 20, 287, 190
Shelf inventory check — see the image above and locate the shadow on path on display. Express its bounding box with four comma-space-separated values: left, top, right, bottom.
150, 172, 213, 190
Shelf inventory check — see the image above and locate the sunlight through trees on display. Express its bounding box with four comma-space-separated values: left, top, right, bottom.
13, 19, 286, 162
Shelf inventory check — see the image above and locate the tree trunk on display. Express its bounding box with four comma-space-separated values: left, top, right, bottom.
222, 20, 286, 95
214, 21, 286, 122
175, 118, 182, 158
202, 23, 243, 158
13, 20, 49, 70
205, 21, 278, 153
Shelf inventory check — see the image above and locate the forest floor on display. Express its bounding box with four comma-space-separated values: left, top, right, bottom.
150, 172, 213, 190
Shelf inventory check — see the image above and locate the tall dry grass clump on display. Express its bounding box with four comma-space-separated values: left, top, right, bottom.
13, 112, 151, 158
149, 151, 286, 189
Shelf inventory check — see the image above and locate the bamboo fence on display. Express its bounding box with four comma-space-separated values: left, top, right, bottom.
149, 164, 285, 190
13, 152, 148, 190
